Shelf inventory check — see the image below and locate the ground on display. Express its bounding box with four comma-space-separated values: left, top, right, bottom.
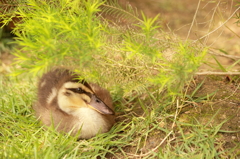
117, 0, 240, 155
185, 75, 240, 149
0, 0, 240, 158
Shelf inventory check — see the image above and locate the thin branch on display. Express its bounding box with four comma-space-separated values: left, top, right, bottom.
208, 50, 240, 60
186, 0, 201, 40
214, 83, 240, 104
224, 24, 240, 39
173, 99, 179, 129
194, 6, 240, 42
127, 130, 173, 158
195, 72, 240, 75
203, 1, 219, 44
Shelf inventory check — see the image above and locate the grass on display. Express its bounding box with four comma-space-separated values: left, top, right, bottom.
0, 74, 239, 158
1, 0, 240, 158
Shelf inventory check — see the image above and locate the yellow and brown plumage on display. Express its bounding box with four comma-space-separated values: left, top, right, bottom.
33, 68, 115, 139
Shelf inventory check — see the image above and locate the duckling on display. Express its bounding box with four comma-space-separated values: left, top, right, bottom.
33, 68, 115, 139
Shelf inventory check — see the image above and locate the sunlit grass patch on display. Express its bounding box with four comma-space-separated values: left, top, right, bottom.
0, 0, 239, 158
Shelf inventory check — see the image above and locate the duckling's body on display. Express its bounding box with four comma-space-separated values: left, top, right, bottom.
34, 69, 115, 139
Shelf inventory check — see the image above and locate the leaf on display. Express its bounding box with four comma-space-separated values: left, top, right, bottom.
212, 55, 227, 72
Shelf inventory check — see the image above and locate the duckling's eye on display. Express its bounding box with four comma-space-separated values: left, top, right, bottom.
76, 87, 83, 93
67, 88, 85, 94
95, 99, 101, 103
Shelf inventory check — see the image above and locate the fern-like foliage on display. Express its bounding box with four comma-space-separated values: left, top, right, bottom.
0, 0, 21, 13
3, 0, 207, 102
8, 0, 106, 76
0, 0, 26, 26
100, 0, 141, 24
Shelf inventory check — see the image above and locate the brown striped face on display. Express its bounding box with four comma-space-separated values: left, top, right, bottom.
57, 82, 114, 115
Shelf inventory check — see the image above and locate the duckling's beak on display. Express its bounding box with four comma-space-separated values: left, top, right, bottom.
88, 95, 114, 115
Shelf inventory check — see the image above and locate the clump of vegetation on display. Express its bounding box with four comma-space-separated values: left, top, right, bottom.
0, 0, 239, 158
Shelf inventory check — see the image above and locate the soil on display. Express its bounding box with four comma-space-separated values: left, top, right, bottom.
185, 75, 240, 149
1, 0, 240, 156
116, 0, 240, 155
117, 0, 240, 69
115, 75, 240, 157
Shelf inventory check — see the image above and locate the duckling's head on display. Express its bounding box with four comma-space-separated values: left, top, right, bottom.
57, 81, 114, 116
